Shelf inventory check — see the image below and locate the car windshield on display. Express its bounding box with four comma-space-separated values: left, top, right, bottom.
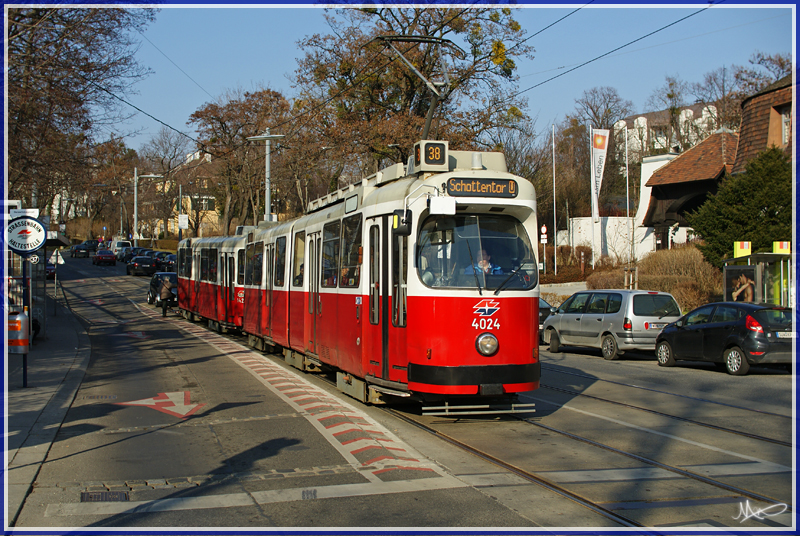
98, 250, 112, 255
416, 214, 537, 292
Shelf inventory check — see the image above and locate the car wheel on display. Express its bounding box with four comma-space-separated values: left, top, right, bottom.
724, 346, 750, 376
656, 340, 676, 367
548, 330, 560, 353
601, 334, 620, 360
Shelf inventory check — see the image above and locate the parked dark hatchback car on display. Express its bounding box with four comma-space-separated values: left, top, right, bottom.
70, 244, 89, 258
122, 247, 146, 263
81, 239, 100, 252
92, 249, 116, 266
538, 297, 553, 340
163, 254, 177, 273
148, 272, 178, 307
46, 263, 56, 279
656, 302, 794, 375
153, 251, 171, 270
126, 256, 157, 276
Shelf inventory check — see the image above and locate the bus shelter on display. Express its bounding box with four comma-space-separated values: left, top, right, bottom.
722, 252, 793, 307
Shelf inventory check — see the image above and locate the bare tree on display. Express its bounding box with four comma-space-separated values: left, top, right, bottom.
645, 75, 692, 152
140, 127, 192, 237
7, 7, 156, 207
573, 86, 634, 130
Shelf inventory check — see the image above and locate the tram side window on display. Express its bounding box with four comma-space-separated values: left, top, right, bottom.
340, 214, 362, 288
292, 232, 305, 287
237, 249, 245, 285
208, 248, 218, 283
178, 249, 185, 277
245, 244, 255, 285
392, 234, 408, 327
253, 242, 264, 287
369, 225, 380, 325
200, 249, 210, 281
321, 221, 340, 288
274, 237, 286, 287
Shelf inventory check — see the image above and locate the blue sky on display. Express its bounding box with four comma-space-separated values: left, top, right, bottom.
113, 4, 794, 153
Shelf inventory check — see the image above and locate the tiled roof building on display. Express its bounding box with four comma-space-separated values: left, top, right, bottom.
731, 74, 794, 174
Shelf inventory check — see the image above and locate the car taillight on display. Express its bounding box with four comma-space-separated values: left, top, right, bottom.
623, 317, 632, 330
745, 315, 763, 334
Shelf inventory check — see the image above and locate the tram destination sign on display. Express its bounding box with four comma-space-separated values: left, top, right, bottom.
447, 178, 518, 198
7, 216, 47, 257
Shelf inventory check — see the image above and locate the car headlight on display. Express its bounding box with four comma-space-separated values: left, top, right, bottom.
476, 333, 499, 356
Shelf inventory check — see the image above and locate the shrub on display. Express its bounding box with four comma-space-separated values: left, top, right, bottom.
585, 244, 722, 312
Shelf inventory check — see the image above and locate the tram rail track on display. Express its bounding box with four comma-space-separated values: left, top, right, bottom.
541, 365, 792, 419
540, 383, 792, 447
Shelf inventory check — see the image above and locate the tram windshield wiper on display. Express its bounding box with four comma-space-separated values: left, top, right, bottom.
465, 240, 483, 295
494, 258, 534, 295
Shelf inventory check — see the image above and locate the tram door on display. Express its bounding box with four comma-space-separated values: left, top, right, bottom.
263, 244, 274, 339
364, 215, 407, 383
306, 232, 321, 355
226, 255, 235, 323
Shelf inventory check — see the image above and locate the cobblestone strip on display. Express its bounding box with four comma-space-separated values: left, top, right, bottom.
34, 465, 359, 493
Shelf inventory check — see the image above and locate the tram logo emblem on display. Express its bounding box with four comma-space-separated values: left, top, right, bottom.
473, 299, 500, 317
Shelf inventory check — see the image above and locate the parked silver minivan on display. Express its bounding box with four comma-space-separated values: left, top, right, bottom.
542, 289, 682, 360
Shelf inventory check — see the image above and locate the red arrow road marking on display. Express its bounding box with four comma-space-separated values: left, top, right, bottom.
117, 391, 205, 418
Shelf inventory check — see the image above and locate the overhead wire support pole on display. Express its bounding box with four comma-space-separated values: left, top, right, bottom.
374, 35, 464, 140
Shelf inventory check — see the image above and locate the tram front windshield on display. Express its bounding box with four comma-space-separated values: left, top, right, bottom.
417, 214, 538, 292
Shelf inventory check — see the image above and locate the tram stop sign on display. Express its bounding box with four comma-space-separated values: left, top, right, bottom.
7, 216, 47, 258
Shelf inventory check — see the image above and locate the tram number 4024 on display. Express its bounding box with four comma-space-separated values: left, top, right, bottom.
472, 318, 500, 330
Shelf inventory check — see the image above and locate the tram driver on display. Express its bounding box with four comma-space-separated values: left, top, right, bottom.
464, 248, 503, 275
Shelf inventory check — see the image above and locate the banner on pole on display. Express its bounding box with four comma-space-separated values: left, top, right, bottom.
591, 129, 610, 223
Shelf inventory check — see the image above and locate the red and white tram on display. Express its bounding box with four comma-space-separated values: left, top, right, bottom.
178, 140, 542, 413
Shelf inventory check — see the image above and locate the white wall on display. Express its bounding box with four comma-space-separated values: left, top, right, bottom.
556, 152, 694, 263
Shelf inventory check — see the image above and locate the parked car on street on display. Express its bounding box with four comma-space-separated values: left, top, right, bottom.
163, 254, 177, 273
81, 239, 100, 252
538, 297, 553, 341
122, 247, 146, 263
153, 251, 171, 271
92, 249, 116, 266
126, 256, 157, 276
46, 263, 56, 279
147, 272, 178, 307
543, 289, 682, 360
109, 240, 132, 257
656, 302, 793, 375
70, 244, 89, 258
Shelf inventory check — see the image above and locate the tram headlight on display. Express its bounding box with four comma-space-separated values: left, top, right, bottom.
476, 333, 499, 356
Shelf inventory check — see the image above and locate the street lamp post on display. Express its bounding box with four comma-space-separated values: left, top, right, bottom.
246, 129, 284, 222
133, 169, 163, 247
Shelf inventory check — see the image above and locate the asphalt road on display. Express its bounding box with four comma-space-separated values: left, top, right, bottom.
13, 254, 795, 530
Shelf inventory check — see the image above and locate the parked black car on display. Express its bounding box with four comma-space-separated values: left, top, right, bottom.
70, 244, 89, 258
122, 247, 146, 263
147, 272, 178, 307
81, 239, 100, 252
538, 297, 553, 335
163, 254, 177, 273
153, 251, 171, 270
655, 302, 793, 375
126, 256, 157, 276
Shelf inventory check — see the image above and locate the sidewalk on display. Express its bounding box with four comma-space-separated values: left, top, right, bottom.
5, 293, 91, 527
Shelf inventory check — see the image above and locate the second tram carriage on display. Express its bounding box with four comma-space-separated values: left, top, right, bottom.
178, 140, 542, 413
